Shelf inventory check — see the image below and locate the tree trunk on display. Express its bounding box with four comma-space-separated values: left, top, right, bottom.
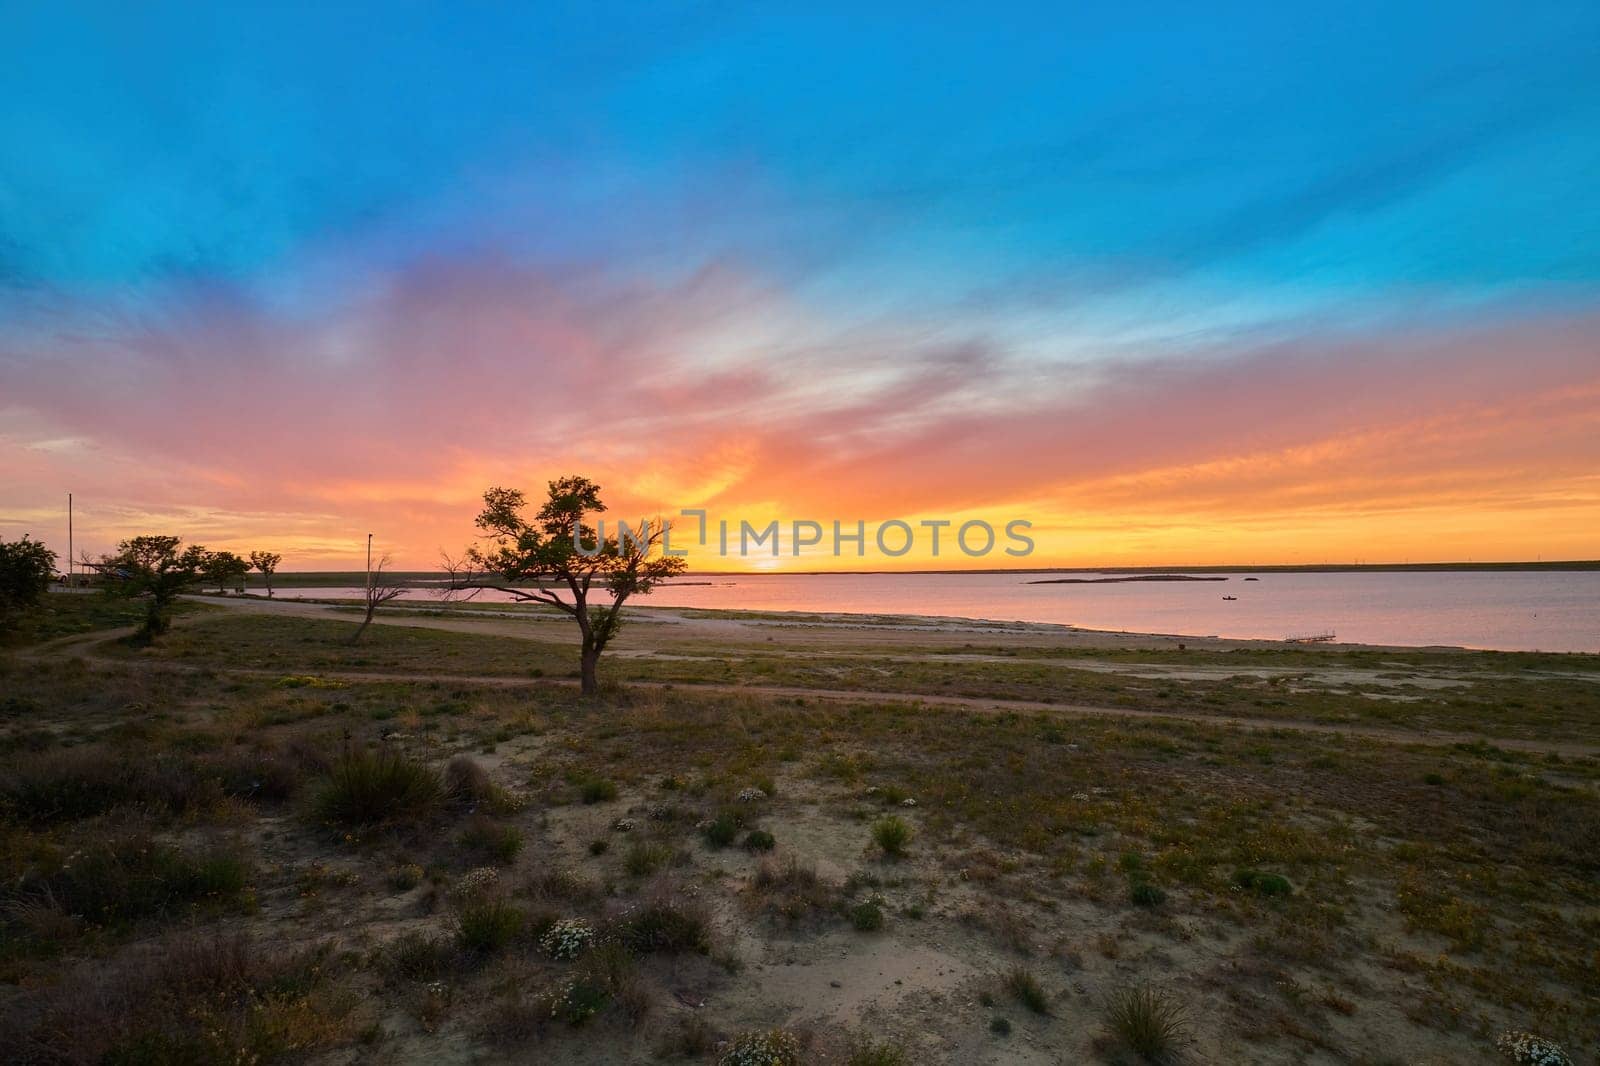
579, 642, 600, 696
349, 603, 376, 644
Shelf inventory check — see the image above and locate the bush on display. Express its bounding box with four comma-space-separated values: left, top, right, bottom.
657, 1013, 720, 1057
579, 777, 618, 804
624, 841, 673, 877
1232, 869, 1293, 897
1105, 984, 1190, 1062
314, 747, 442, 826
1129, 882, 1167, 908
444, 755, 505, 807
0, 535, 56, 633
848, 1038, 910, 1065
989, 1017, 1012, 1035
0, 747, 141, 823
455, 896, 525, 953
539, 917, 596, 960
1496, 1030, 1574, 1066
21, 835, 250, 930
719, 1027, 802, 1066
380, 931, 453, 980
0, 932, 351, 1063
703, 810, 740, 848
616, 899, 711, 955
545, 974, 611, 1025
1004, 965, 1049, 1014
872, 816, 911, 858
460, 816, 524, 864
743, 829, 777, 852
848, 898, 885, 932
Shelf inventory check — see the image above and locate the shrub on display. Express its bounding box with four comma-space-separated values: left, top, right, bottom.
1496, 1030, 1574, 1066
751, 857, 837, 924
1232, 869, 1293, 897
460, 816, 524, 864
1, 747, 141, 823
579, 777, 618, 804
314, 747, 442, 826
657, 1013, 720, 1057
989, 1017, 1012, 1035
616, 899, 711, 955
848, 898, 885, 932
0, 932, 351, 1063
848, 1037, 910, 1065
387, 862, 425, 891
201, 748, 303, 804
21, 835, 250, 930
624, 841, 673, 877
1105, 985, 1190, 1062
1129, 882, 1167, 908
0, 534, 55, 634
577, 940, 650, 1022
545, 974, 610, 1025
589, 839, 609, 855
539, 917, 596, 960
872, 816, 911, 858
703, 810, 740, 848
448, 752, 496, 800
380, 931, 453, 981
455, 896, 525, 954
719, 1027, 802, 1066
1004, 965, 1049, 1014
743, 829, 777, 852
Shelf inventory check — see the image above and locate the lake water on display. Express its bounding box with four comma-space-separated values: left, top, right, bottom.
273, 570, 1600, 653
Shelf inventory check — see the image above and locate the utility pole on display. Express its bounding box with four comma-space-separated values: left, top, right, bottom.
67, 493, 73, 582
366, 533, 373, 598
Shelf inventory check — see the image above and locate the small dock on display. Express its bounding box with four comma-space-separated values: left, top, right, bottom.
1285, 631, 1336, 644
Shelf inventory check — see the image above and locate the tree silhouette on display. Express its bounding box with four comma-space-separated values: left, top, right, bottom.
350, 554, 407, 644
201, 550, 250, 593
249, 550, 282, 597
0, 535, 57, 634
99, 535, 207, 640
448, 475, 685, 695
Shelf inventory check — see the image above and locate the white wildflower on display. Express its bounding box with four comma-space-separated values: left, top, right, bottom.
540, 917, 596, 960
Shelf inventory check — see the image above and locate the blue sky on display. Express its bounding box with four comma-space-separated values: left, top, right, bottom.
6, 4, 1597, 315
2, 3, 1598, 565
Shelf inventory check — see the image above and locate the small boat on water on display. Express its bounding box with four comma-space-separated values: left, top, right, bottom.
1222, 595, 1237, 600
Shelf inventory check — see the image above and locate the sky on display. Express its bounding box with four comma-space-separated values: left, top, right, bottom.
2, 2, 1598, 571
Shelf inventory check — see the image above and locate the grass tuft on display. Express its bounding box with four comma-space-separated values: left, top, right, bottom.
1003, 965, 1049, 1014
1105, 984, 1190, 1062
871, 815, 912, 858
314, 746, 442, 827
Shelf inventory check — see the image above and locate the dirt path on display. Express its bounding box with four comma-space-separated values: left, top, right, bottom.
29, 611, 1600, 759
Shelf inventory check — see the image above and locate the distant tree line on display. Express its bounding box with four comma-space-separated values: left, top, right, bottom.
0, 533, 284, 642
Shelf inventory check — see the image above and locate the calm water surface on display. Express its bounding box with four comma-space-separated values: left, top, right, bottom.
279, 570, 1600, 653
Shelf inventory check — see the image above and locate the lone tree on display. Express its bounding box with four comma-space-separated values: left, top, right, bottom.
449, 475, 684, 695
350, 554, 407, 644
0, 535, 57, 635
249, 550, 282, 597
201, 549, 250, 593
100, 535, 207, 640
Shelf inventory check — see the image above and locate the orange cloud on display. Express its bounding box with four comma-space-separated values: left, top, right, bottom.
2, 256, 1597, 569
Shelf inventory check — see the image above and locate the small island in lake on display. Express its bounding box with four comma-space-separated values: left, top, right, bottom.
1027, 574, 1228, 584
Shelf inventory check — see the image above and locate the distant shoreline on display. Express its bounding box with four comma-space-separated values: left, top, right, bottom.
262, 560, 1600, 586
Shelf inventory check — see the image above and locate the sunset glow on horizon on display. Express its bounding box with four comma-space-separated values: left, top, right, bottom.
3, 6, 1599, 571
